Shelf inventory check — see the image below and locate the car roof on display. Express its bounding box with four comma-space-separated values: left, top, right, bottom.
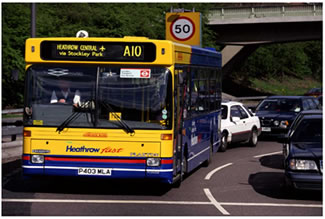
301, 114, 323, 120
299, 110, 323, 115
221, 100, 243, 106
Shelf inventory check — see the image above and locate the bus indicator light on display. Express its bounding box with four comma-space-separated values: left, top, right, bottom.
161, 134, 172, 140
24, 130, 31, 137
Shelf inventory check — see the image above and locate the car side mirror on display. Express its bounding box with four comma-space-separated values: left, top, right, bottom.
231, 116, 240, 123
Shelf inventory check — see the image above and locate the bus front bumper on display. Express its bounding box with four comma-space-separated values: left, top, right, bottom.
22, 154, 174, 184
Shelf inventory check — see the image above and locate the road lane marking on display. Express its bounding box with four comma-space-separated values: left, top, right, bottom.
2, 198, 322, 209
204, 163, 233, 180
221, 202, 322, 208
254, 151, 282, 158
1, 198, 210, 205
204, 188, 230, 215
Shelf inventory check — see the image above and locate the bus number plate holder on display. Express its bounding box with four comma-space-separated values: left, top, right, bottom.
78, 168, 112, 176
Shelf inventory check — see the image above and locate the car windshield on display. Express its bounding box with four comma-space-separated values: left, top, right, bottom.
256, 99, 302, 113
24, 65, 172, 130
292, 118, 322, 145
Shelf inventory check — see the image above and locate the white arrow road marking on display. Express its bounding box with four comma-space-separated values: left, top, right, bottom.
205, 163, 233, 180
204, 188, 230, 215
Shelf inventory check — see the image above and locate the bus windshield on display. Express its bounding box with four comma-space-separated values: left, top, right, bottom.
24, 65, 172, 130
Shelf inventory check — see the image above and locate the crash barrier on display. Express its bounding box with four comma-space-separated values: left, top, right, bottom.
2, 109, 23, 163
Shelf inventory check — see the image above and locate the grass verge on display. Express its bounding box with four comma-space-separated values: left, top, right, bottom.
250, 75, 322, 96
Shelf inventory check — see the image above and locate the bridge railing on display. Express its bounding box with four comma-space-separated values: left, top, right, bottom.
208, 4, 322, 21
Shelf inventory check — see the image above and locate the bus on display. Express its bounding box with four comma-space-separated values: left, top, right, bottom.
23, 36, 222, 186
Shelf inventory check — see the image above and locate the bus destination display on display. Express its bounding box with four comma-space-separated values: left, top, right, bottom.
41, 41, 156, 62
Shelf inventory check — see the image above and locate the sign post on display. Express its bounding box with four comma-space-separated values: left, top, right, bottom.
166, 11, 201, 46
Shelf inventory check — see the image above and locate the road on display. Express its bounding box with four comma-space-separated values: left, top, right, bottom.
2, 140, 322, 216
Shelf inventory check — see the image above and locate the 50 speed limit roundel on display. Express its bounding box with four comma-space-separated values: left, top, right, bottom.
170, 17, 195, 41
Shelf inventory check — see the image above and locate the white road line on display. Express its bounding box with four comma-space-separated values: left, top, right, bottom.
204, 188, 230, 215
2, 198, 210, 205
204, 163, 233, 180
220, 202, 322, 208
254, 151, 282, 158
2, 198, 322, 209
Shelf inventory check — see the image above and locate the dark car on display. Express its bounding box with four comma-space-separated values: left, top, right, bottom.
281, 110, 322, 190
255, 96, 321, 138
304, 88, 322, 97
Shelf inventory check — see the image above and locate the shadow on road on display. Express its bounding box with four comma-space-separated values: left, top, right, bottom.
259, 154, 284, 170
3, 159, 173, 196
248, 172, 322, 201
4, 171, 172, 196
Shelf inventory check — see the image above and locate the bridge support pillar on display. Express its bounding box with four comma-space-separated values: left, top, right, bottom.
221, 45, 244, 67
222, 44, 259, 76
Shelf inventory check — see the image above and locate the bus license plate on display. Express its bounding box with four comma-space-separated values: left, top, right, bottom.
78, 168, 112, 176
262, 127, 271, 132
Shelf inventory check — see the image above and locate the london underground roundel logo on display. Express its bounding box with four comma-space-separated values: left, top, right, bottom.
170, 17, 195, 41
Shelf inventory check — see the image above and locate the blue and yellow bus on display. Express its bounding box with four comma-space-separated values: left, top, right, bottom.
23, 36, 222, 186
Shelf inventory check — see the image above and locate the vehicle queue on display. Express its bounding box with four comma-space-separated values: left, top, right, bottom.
220, 94, 322, 191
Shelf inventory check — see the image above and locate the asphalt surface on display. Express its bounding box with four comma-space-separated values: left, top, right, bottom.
2, 140, 322, 216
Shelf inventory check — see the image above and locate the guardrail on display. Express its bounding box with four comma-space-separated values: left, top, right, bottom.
208, 4, 322, 21
2, 109, 23, 163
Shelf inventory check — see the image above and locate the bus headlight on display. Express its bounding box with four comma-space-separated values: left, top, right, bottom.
147, 158, 161, 167
31, 155, 44, 164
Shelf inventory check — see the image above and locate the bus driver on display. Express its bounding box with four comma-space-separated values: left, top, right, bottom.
50, 80, 81, 107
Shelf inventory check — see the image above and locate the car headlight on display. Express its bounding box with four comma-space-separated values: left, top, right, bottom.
146, 158, 161, 167
279, 120, 289, 128
31, 155, 44, 164
273, 120, 280, 126
289, 159, 318, 171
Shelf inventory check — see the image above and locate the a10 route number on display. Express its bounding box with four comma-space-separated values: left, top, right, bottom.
171, 17, 195, 41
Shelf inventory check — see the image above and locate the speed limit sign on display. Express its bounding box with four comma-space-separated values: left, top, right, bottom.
166, 12, 201, 46
170, 17, 195, 41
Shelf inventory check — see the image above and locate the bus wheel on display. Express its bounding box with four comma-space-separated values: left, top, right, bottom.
173, 149, 187, 188
219, 132, 228, 152
203, 144, 213, 167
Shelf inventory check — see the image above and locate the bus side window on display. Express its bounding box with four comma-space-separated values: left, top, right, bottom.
191, 69, 199, 114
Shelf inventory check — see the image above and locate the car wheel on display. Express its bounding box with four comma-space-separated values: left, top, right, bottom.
219, 132, 228, 152
248, 128, 258, 147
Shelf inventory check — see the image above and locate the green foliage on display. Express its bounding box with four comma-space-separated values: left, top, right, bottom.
240, 42, 322, 80
2, 4, 30, 108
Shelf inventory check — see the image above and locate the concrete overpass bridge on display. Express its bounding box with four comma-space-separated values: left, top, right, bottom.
207, 3, 322, 74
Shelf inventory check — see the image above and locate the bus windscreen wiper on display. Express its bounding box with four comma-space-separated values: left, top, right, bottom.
100, 100, 135, 136
56, 100, 94, 134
